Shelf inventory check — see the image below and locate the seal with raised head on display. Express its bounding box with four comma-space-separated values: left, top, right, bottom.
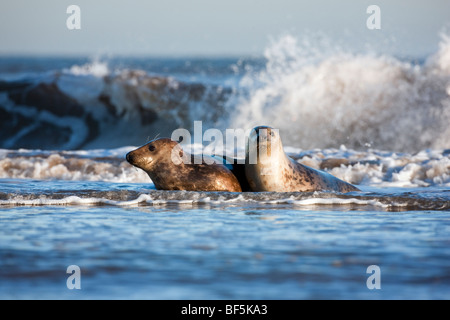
244, 126, 360, 193
126, 138, 242, 192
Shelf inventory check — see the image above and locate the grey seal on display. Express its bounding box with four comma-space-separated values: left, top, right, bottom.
244, 126, 360, 193
126, 138, 242, 192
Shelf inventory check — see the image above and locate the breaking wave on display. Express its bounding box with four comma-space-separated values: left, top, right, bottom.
229, 33, 450, 151
0, 32, 450, 152
0, 64, 231, 150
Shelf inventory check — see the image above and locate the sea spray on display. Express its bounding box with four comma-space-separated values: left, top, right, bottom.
229, 33, 450, 152
1, 33, 449, 152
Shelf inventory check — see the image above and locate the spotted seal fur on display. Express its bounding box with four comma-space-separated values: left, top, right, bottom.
244, 126, 359, 193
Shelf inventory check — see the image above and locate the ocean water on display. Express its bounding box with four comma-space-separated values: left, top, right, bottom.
0, 34, 449, 299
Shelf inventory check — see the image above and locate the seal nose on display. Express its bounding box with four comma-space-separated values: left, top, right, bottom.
126, 152, 133, 163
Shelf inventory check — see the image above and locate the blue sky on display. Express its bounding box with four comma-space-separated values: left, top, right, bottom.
0, 0, 449, 57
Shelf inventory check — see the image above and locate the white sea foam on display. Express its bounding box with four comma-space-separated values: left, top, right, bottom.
0, 192, 389, 208
0, 149, 149, 183
229, 33, 450, 152
295, 148, 450, 188
3, 33, 449, 152
289, 197, 392, 208
0, 194, 152, 207
64, 60, 110, 78
0, 146, 448, 188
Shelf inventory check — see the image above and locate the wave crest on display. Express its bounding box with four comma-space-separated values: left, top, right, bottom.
229, 33, 450, 151
1, 33, 450, 152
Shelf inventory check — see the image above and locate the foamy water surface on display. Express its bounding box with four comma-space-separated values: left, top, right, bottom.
0, 145, 449, 299
1, 33, 449, 299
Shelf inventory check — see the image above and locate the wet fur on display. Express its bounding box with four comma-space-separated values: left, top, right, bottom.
126, 138, 242, 192
126, 129, 359, 193
244, 126, 360, 193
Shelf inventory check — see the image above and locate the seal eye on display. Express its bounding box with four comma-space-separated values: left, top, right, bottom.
149, 145, 156, 152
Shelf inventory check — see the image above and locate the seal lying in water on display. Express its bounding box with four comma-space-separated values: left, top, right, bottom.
126, 138, 242, 192
243, 126, 360, 193
126, 127, 359, 193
